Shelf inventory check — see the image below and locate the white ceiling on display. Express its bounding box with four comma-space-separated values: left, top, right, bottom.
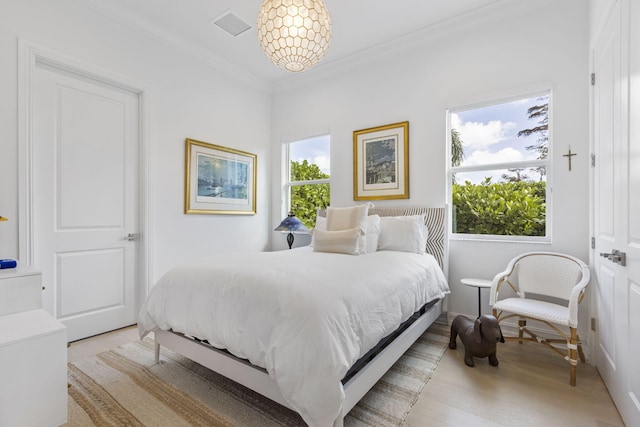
80, 0, 503, 85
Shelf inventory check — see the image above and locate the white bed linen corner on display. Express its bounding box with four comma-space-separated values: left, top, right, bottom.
138, 246, 449, 427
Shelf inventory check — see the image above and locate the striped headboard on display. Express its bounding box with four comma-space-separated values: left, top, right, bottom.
318, 206, 448, 274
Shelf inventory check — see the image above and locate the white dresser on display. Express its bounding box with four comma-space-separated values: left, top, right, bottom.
0, 266, 67, 427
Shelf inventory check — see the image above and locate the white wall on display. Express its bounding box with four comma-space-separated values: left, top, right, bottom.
0, 0, 593, 340
589, 0, 617, 42
270, 0, 591, 334
0, 0, 272, 284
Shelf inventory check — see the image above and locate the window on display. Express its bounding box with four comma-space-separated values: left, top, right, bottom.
447, 91, 551, 241
285, 135, 330, 229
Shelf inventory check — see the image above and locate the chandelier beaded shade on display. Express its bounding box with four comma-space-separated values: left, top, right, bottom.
257, 0, 332, 73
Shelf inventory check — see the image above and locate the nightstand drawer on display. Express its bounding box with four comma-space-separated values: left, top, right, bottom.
0, 266, 42, 316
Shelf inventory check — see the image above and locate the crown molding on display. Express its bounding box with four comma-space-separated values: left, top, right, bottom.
273, 0, 557, 92
70, 0, 559, 94
73, 0, 273, 94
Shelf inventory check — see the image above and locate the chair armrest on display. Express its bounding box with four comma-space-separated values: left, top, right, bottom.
489, 254, 529, 306
489, 274, 503, 306
568, 265, 591, 327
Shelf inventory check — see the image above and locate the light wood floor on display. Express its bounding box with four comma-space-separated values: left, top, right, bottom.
69, 325, 625, 427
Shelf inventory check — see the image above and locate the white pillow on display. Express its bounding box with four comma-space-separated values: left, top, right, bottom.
310, 215, 326, 248
365, 215, 381, 253
326, 204, 371, 254
378, 215, 428, 254
314, 215, 327, 231
313, 212, 380, 254
312, 228, 361, 255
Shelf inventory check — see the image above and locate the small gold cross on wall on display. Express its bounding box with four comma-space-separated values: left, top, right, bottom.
563, 146, 577, 171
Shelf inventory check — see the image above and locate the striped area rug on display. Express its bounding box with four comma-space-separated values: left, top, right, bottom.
65, 323, 449, 427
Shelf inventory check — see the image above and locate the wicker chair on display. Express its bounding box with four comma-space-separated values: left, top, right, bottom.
489, 252, 590, 386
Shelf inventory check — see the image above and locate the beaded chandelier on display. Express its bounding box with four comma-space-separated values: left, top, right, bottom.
257, 0, 332, 73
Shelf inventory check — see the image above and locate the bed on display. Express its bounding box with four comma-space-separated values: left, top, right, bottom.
138, 206, 449, 427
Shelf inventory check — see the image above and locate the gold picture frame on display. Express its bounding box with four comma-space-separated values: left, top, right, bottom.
184, 138, 257, 215
353, 121, 409, 200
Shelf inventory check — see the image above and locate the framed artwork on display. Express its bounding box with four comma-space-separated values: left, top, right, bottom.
184, 138, 257, 215
353, 121, 409, 200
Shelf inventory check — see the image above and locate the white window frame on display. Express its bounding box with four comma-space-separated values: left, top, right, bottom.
446, 90, 553, 243
283, 135, 330, 215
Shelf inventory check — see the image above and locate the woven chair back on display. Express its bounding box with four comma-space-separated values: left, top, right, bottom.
516, 253, 583, 301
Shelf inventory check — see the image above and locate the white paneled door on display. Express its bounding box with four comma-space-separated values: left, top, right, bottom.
592, 1, 640, 425
32, 60, 140, 342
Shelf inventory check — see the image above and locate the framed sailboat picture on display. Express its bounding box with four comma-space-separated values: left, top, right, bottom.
184, 138, 257, 215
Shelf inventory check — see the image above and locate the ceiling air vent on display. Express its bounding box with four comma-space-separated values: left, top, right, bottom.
212, 11, 251, 37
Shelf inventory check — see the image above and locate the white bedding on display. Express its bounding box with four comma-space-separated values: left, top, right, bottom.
138, 247, 449, 427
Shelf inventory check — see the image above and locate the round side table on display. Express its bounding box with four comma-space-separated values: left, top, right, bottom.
461, 278, 492, 318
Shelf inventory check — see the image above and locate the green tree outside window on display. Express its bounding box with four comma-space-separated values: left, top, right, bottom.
290, 159, 330, 229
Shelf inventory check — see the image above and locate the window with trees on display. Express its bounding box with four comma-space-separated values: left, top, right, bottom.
448, 90, 551, 240
285, 135, 330, 229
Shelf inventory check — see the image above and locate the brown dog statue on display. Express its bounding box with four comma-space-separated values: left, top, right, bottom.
449, 314, 504, 367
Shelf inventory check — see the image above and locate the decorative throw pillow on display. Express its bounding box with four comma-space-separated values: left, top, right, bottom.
326, 204, 369, 232
378, 215, 428, 254
312, 228, 361, 255
325, 204, 371, 254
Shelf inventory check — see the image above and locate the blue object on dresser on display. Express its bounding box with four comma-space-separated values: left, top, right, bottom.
0, 259, 17, 269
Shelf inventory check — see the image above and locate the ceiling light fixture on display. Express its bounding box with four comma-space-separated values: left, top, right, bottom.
257, 0, 332, 73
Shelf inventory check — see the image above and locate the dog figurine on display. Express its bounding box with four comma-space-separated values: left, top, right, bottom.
449, 314, 504, 367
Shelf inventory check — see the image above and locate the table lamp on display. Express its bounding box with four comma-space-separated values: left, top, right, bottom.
274, 211, 309, 249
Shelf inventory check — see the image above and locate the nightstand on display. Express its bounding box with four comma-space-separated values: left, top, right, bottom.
0, 266, 68, 426
461, 278, 493, 318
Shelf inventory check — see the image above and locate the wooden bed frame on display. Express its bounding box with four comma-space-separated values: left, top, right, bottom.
153, 206, 448, 427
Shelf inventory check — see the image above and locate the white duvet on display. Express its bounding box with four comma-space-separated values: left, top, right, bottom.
138, 247, 449, 427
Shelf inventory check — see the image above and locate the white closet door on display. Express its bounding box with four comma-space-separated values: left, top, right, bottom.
592, 1, 640, 425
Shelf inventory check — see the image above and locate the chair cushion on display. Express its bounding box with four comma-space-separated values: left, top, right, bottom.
493, 298, 571, 326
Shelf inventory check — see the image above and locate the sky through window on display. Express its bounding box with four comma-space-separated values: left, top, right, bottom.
452, 93, 549, 183
289, 135, 330, 176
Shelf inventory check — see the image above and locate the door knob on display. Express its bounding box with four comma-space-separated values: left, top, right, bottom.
599, 249, 626, 266
125, 233, 139, 242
